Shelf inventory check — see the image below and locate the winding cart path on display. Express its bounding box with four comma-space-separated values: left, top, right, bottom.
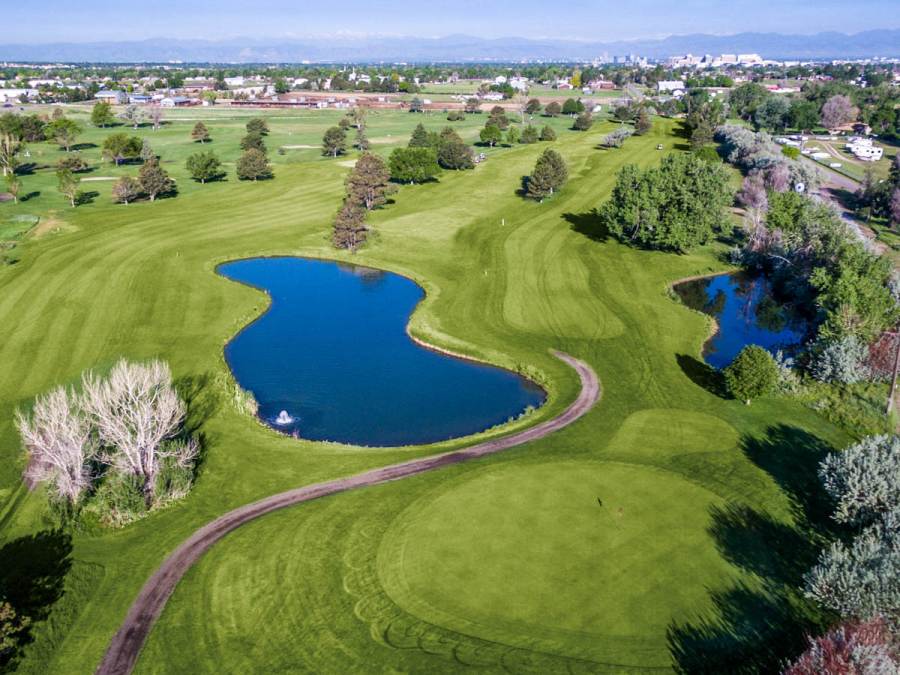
96, 350, 600, 675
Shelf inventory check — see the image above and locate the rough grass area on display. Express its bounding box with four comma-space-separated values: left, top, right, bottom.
0, 109, 848, 673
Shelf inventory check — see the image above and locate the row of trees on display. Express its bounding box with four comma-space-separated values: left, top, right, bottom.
728, 80, 899, 137
332, 152, 394, 251
16, 359, 198, 526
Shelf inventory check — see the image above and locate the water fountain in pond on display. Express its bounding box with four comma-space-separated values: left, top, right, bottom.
274, 410, 293, 426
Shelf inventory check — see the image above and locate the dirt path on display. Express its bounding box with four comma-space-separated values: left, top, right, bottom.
95, 350, 600, 675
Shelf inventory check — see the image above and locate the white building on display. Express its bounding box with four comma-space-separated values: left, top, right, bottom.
0, 88, 37, 102
657, 80, 686, 94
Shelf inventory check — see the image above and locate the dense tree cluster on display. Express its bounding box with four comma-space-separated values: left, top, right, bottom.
16, 359, 198, 526
599, 152, 734, 252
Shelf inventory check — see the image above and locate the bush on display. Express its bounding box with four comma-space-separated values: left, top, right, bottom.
784, 617, 899, 675
809, 336, 871, 384
723, 345, 779, 403
85, 471, 148, 528
602, 128, 632, 148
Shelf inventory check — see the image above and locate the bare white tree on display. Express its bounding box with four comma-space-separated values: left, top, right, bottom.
16, 386, 96, 504
82, 359, 195, 502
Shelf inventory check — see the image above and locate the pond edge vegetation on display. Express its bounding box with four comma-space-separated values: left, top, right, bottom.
214, 253, 561, 450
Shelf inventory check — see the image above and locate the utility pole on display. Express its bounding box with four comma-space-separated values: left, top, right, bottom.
887, 329, 900, 417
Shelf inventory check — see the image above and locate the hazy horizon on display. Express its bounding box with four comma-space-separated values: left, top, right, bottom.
6, 0, 900, 44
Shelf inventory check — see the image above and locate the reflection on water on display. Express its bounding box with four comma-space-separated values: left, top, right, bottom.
675, 272, 808, 369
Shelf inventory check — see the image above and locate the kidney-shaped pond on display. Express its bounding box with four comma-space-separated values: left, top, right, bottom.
218, 257, 546, 446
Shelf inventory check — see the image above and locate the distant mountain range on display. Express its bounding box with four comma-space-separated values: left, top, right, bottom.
2, 30, 900, 63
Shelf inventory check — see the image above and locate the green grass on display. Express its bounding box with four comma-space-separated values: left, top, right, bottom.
0, 111, 849, 673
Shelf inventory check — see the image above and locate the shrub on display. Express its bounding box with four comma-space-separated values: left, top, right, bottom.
520, 125, 539, 144
85, 471, 148, 528
784, 617, 899, 675
810, 336, 870, 384
818, 434, 900, 527
540, 125, 556, 141
56, 154, 89, 173
602, 128, 632, 148
723, 345, 779, 404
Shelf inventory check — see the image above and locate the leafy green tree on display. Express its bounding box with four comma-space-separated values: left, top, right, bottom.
322, 126, 347, 157
572, 112, 593, 131
728, 82, 771, 121
56, 168, 81, 207
138, 157, 174, 201
191, 121, 210, 143
464, 97, 481, 114
240, 132, 266, 153
388, 147, 439, 184
345, 152, 392, 210
236, 148, 272, 181
332, 201, 368, 251
480, 124, 502, 147
723, 345, 778, 404
527, 148, 568, 201
408, 123, 430, 148
539, 125, 557, 141
437, 128, 474, 170
634, 109, 652, 135
56, 154, 89, 173
245, 118, 269, 136
613, 105, 634, 123
185, 151, 223, 184
544, 101, 562, 117
111, 176, 141, 204
600, 153, 733, 252
789, 99, 819, 132
525, 98, 542, 115
46, 118, 82, 152
91, 101, 115, 128
754, 96, 792, 132
562, 98, 584, 116
521, 125, 539, 144
101, 133, 142, 165
506, 126, 520, 145
810, 242, 899, 341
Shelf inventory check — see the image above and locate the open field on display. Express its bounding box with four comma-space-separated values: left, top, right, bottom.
0, 109, 847, 673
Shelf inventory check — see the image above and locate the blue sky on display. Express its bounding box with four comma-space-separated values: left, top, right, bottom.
7, 0, 899, 43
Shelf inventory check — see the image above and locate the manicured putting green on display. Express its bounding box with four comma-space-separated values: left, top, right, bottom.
378, 460, 742, 666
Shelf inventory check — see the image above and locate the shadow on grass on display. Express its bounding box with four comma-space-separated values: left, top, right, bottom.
174, 372, 220, 477
676, 353, 726, 398
564, 210, 610, 242
74, 191, 99, 206
667, 425, 836, 673
0, 530, 73, 670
